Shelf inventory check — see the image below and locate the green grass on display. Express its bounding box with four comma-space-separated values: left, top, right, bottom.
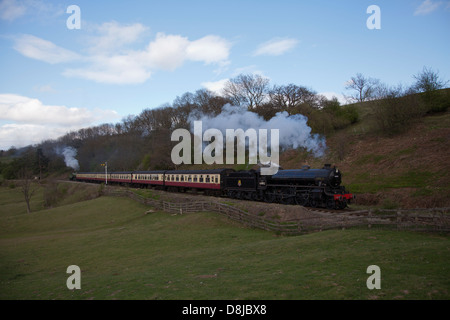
0, 186, 449, 300
347, 170, 437, 194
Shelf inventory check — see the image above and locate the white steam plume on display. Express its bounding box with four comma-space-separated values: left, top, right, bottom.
61, 146, 80, 171
188, 104, 326, 157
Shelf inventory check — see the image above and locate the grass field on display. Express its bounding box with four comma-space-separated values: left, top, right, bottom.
0, 185, 449, 300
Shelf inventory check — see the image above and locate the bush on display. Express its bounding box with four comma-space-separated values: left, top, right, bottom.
370, 84, 426, 135
422, 89, 450, 113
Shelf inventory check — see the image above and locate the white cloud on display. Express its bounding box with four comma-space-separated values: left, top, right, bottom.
0, 123, 73, 149
12, 23, 232, 85
186, 35, 231, 64
414, 0, 443, 15
13, 34, 80, 64
144, 33, 231, 70
63, 30, 232, 84
0, 0, 26, 21
88, 21, 149, 54
201, 79, 229, 95
253, 38, 299, 56
0, 93, 101, 125
0, 93, 119, 149
11, 19, 232, 85
0, 0, 64, 22
64, 53, 152, 85
144, 33, 191, 71
33, 84, 56, 93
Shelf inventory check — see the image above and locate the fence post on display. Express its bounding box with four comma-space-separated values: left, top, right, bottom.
368, 210, 372, 229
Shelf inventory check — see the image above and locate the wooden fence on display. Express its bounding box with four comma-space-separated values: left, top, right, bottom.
105, 188, 450, 235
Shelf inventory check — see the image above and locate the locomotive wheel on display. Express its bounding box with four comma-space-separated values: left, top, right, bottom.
281, 196, 294, 205
295, 193, 309, 206
264, 193, 276, 203
337, 199, 347, 210
327, 199, 336, 210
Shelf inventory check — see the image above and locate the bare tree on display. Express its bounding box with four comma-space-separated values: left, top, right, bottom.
345, 73, 380, 102
18, 167, 39, 213
269, 84, 319, 113
223, 73, 270, 109
413, 66, 448, 93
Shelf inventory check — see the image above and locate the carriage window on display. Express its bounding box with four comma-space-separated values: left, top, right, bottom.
199, 175, 203, 183
206, 175, 210, 183
188, 175, 192, 182
193, 175, 197, 182
176, 175, 179, 181
181, 175, 184, 182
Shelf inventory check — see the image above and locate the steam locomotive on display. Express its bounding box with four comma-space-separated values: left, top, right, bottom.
74, 164, 354, 209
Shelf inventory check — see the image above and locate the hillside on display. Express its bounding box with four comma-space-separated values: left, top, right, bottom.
178, 100, 450, 209
280, 108, 450, 209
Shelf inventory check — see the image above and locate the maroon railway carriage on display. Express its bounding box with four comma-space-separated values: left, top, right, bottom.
163, 169, 234, 194
76, 172, 108, 183
76, 171, 133, 185
132, 171, 166, 188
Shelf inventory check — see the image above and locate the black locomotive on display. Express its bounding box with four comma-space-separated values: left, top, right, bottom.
225, 164, 353, 209
75, 164, 354, 209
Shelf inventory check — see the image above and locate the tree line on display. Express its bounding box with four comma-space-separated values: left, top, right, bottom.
1, 67, 448, 181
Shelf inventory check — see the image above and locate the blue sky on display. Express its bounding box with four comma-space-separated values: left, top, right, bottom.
0, 0, 449, 150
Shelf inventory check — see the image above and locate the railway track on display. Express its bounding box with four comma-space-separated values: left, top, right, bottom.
62, 179, 356, 214
305, 207, 354, 215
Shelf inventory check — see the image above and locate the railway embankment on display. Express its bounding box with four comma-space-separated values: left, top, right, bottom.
103, 185, 450, 235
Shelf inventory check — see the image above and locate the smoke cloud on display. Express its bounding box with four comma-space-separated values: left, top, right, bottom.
61, 146, 80, 171
188, 104, 326, 157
